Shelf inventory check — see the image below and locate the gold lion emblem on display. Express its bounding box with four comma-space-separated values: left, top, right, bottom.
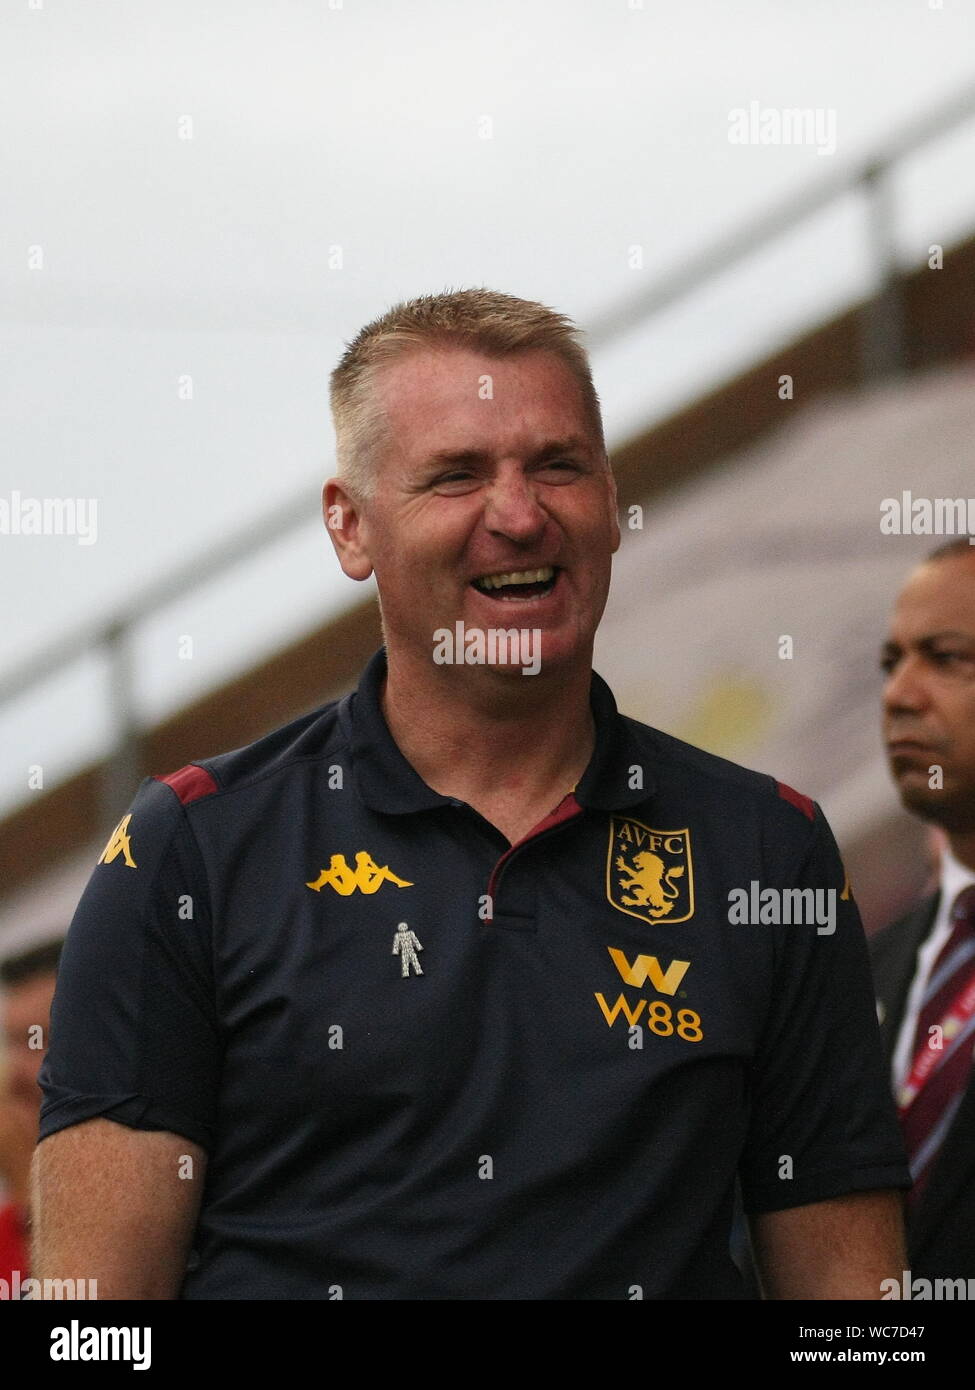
607, 818, 694, 925
615, 852, 685, 915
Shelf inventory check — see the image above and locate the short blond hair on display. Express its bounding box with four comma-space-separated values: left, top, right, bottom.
329, 287, 606, 499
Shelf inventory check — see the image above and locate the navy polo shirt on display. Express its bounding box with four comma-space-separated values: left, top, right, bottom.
39, 647, 909, 1299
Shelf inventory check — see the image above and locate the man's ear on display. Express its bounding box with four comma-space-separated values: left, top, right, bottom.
323, 478, 374, 581
605, 461, 622, 554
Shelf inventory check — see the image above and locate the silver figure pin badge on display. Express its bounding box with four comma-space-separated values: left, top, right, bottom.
393, 921, 424, 977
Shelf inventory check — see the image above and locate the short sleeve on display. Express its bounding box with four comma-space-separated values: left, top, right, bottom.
38, 777, 220, 1152
738, 802, 911, 1213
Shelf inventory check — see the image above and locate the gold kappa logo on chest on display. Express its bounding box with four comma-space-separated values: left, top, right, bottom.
306, 851, 413, 897
607, 816, 694, 924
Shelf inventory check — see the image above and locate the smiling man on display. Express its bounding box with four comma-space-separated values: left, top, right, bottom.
872, 538, 975, 1280
324, 337, 620, 846
32, 289, 909, 1300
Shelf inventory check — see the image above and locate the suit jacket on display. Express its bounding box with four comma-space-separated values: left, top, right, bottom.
871, 892, 975, 1280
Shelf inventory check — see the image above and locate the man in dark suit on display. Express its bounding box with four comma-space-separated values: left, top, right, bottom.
873, 535, 975, 1279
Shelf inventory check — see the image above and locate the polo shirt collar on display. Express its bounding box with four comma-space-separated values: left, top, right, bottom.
341, 647, 655, 816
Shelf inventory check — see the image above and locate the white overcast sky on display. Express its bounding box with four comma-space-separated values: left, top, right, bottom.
2, 0, 975, 812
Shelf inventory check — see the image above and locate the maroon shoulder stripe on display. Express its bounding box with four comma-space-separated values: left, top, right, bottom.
155, 764, 218, 806
775, 780, 815, 821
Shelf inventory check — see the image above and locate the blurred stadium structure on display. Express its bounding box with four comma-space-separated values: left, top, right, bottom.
3, 85, 975, 954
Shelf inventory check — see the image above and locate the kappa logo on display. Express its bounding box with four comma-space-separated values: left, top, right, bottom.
97, 814, 137, 869
607, 816, 694, 924
306, 852, 413, 897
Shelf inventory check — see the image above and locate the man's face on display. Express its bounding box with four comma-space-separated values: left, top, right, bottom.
336, 346, 620, 679
2, 972, 55, 1116
881, 553, 975, 832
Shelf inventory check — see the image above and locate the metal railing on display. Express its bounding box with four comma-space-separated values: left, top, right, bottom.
3, 81, 975, 828
585, 83, 975, 358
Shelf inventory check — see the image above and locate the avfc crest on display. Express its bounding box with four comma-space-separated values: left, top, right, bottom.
607, 816, 694, 925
